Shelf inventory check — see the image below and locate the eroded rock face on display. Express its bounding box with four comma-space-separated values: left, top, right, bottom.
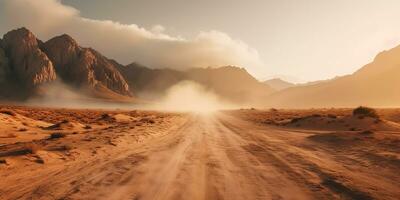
2, 28, 56, 87
41, 34, 131, 96
0, 46, 8, 83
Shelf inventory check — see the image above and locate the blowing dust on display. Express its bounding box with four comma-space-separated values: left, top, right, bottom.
25, 80, 120, 109
24, 80, 237, 112
150, 81, 236, 113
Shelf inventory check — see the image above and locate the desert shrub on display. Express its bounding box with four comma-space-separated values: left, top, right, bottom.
100, 113, 115, 121
360, 130, 374, 135
48, 145, 72, 151
22, 143, 40, 154
0, 143, 40, 157
327, 114, 337, 119
49, 132, 66, 139
352, 106, 379, 118
84, 125, 92, 129
290, 117, 302, 123
34, 157, 44, 164
140, 117, 155, 124
0, 109, 16, 116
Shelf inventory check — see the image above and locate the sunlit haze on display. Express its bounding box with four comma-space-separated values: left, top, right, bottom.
2, 0, 400, 83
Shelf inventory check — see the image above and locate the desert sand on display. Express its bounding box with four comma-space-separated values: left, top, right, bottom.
0, 106, 399, 200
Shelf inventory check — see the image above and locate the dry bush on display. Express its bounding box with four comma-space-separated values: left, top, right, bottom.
327, 114, 337, 119
49, 132, 66, 139
360, 130, 374, 135
84, 125, 92, 129
47, 145, 72, 151
353, 106, 379, 118
140, 117, 155, 124
0, 143, 42, 157
0, 109, 16, 116
24, 143, 40, 154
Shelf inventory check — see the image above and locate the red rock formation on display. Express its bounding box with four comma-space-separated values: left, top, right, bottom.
2, 28, 56, 87
41, 34, 131, 96
0, 42, 8, 82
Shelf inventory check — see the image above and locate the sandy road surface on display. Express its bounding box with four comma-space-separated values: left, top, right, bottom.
1, 112, 399, 200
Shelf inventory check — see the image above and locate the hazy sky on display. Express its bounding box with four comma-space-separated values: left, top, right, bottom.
2, 0, 400, 83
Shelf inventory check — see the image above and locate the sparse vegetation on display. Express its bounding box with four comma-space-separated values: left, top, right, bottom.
140, 117, 155, 124
84, 125, 92, 129
327, 114, 337, 119
24, 143, 40, 154
0, 109, 16, 116
0, 143, 41, 157
34, 157, 44, 164
353, 106, 379, 118
360, 130, 374, 135
47, 145, 72, 151
49, 132, 66, 139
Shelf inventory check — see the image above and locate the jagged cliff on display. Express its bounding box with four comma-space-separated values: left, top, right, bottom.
2, 28, 56, 88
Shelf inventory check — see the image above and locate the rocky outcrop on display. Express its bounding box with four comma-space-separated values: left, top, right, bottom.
2, 28, 56, 87
41, 34, 131, 96
0, 46, 8, 83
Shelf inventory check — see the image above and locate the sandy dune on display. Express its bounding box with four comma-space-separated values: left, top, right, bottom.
0, 107, 399, 200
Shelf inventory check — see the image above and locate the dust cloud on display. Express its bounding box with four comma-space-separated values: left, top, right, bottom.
147, 81, 236, 113
24, 80, 237, 112
25, 81, 119, 109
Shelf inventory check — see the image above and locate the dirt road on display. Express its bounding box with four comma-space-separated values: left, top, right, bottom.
1, 112, 399, 200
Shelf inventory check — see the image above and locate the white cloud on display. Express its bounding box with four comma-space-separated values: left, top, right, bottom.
2, 0, 264, 75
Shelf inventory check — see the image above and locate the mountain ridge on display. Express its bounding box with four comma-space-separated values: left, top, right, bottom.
0, 27, 273, 104
264, 45, 400, 108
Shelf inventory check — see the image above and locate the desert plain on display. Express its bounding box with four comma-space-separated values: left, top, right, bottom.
0, 105, 399, 200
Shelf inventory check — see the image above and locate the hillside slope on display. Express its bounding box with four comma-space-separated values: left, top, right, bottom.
265, 45, 400, 108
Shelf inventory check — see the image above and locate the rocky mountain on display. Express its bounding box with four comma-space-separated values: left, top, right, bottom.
186, 66, 274, 104
117, 64, 274, 104
0, 41, 8, 83
41, 34, 131, 96
0, 27, 273, 104
2, 28, 56, 88
263, 78, 295, 90
265, 45, 400, 108
6, 27, 398, 108
0, 28, 132, 100
116, 62, 186, 98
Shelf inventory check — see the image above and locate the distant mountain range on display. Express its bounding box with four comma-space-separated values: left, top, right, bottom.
0, 27, 274, 104
1, 27, 399, 107
263, 78, 295, 90
265, 45, 400, 108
